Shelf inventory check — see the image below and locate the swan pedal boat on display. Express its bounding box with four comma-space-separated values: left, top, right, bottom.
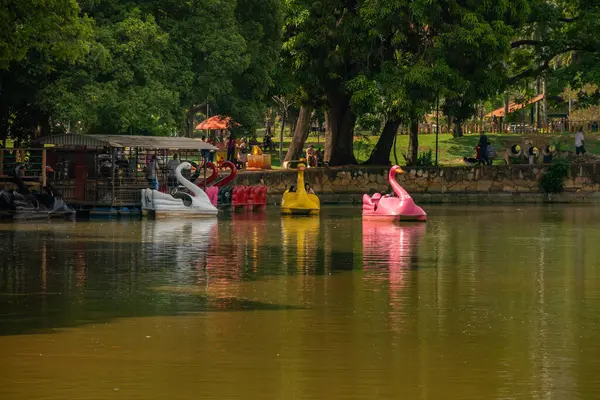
281, 164, 320, 215
142, 162, 218, 218
362, 165, 427, 222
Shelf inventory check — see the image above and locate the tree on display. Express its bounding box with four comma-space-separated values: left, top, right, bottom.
141, 0, 250, 136
283, 105, 312, 167
41, 9, 179, 135
0, 0, 92, 144
272, 95, 295, 162
33, 0, 284, 138
217, 0, 284, 135
506, 0, 600, 123
354, 0, 529, 164
283, 0, 370, 165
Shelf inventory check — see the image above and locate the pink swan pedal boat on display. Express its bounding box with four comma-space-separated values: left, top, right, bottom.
362, 165, 427, 221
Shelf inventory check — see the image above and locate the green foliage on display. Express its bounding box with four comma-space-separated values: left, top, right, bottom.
0, 0, 283, 140
356, 114, 384, 136
1, 0, 599, 156
41, 9, 179, 135
0, 0, 93, 142
403, 149, 434, 167
354, 135, 372, 161
540, 159, 570, 193
0, 0, 92, 71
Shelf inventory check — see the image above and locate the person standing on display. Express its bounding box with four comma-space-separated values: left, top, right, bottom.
575, 127, 586, 156
238, 138, 248, 168
206, 136, 216, 163
148, 155, 159, 190
478, 133, 489, 165
226, 134, 236, 162
167, 153, 180, 189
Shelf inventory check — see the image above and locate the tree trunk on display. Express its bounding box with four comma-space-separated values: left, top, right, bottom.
35, 111, 51, 137
364, 118, 401, 165
279, 110, 286, 163
292, 116, 298, 136
185, 104, 205, 137
453, 121, 463, 138
185, 110, 195, 138
325, 92, 357, 166
535, 77, 541, 128
407, 116, 419, 166
502, 92, 509, 132
265, 108, 274, 135
542, 75, 548, 127
283, 105, 312, 168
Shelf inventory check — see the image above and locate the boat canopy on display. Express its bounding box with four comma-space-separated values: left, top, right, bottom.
34, 134, 218, 151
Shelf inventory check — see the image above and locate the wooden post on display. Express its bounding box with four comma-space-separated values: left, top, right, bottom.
0, 149, 3, 176
41, 148, 47, 187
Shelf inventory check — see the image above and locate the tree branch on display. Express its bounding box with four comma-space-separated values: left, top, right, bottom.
511, 40, 542, 49
188, 103, 207, 116
559, 16, 579, 23
527, 15, 580, 24
507, 46, 594, 84
508, 60, 550, 85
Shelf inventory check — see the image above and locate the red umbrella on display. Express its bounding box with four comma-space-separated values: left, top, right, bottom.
195, 115, 238, 130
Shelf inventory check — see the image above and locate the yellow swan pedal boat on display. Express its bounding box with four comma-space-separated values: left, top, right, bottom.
281, 164, 320, 215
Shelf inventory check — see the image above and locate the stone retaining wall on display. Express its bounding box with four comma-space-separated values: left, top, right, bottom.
235, 163, 600, 204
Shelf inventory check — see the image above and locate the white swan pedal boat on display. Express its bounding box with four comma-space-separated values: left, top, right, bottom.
141, 162, 218, 218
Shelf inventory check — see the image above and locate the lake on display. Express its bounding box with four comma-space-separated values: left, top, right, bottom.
1, 205, 600, 399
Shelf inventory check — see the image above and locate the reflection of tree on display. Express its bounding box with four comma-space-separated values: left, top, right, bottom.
0, 220, 301, 336
205, 213, 269, 285
3, 206, 600, 397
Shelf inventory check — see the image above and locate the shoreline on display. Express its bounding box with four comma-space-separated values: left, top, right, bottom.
267, 191, 600, 205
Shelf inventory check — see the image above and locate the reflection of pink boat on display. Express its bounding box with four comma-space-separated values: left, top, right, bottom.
362, 220, 426, 326
362, 165, 427, 221
362, 221, 426, 271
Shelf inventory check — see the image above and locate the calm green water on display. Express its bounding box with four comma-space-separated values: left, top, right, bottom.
1, 205, 600, 399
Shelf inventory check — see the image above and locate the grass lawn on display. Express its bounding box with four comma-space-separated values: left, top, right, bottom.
263, 131, 600, 167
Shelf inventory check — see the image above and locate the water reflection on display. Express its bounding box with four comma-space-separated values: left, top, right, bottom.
1, 206, 600, 399
141, 218, 217, 273
202, 212, 269, 298
362, 220, 426, 271
363, 221, 425, 313
281, 216, 320, 273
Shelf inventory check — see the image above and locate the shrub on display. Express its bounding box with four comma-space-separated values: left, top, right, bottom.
540, 159, 570, 193
402, 149, 434, 166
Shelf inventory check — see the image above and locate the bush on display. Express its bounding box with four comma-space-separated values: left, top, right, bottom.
403, 149, 434, 166
540, 159, 570, 193
417, 149, 434, 166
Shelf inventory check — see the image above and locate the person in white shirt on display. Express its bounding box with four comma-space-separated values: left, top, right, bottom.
167, 154, 180, 188
575, 128, 586, 156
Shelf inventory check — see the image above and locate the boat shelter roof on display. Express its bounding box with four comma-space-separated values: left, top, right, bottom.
35, 134, 218, 151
